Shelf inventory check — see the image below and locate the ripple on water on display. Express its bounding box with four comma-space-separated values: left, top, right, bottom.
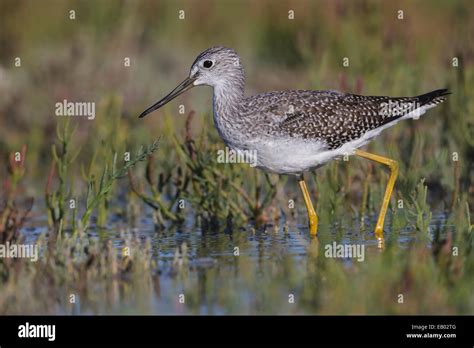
20, 212, 450, 267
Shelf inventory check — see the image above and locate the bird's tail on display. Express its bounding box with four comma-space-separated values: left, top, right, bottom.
415, 88, 451, 108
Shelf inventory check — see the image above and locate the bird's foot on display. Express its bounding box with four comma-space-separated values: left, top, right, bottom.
309, 215, 318, 237
375, 225, 385, 249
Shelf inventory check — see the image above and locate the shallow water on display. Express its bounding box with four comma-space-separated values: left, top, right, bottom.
21, 205, 450, 266
16, 203, 454, 314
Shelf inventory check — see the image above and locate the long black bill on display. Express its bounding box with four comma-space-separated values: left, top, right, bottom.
139, 76, 196, 118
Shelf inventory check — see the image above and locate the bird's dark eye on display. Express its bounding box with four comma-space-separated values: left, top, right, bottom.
203, 60, 213, 68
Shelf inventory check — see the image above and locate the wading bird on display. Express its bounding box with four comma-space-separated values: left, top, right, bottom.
139, 46, 449, 242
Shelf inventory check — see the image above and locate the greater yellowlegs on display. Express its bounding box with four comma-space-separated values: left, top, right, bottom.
139, 46, 449, 241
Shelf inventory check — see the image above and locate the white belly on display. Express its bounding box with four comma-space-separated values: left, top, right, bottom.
249, 137, 330, 175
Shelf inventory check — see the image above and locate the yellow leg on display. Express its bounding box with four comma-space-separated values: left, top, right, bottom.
298, 176, 318, 236
355, 149, 398, 241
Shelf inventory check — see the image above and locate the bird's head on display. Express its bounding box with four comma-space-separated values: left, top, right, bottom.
139, 46, 243, 118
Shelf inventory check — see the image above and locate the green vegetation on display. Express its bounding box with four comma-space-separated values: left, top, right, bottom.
0, 0, 473, 314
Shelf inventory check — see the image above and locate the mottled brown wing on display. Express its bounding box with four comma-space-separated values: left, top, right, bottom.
276, 89, 449, 149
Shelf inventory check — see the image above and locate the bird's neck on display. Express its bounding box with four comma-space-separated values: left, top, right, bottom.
212, 75, 246, 124
213, 77, 245, 113
212, 75, 249, 146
